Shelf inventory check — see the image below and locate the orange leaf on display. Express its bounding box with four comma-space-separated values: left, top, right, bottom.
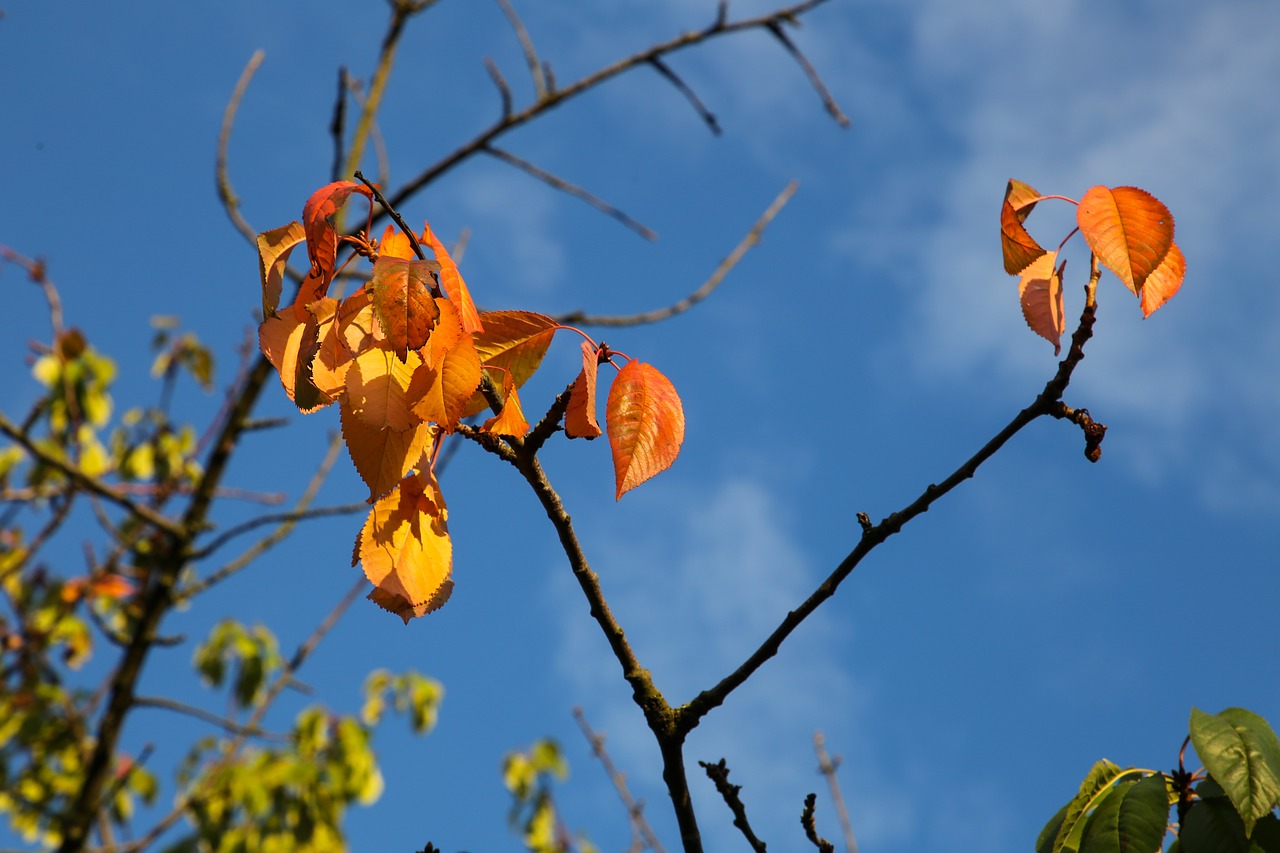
368, 257, 441, 362
565, 341, 602, 439
379, 224, 417, 261
346, 348, 421, 432
355, 468, 453, 623
1001, 179, 1046, 275
422, 221, 483, 335
340, 399, 437, 500
606, 361, 685, 499
1140, 241, 1186, 318
408, 330, 483, 431
1017, 252, 1065, 355
258, 309, 330, 413
482, 383, 530, 438
301, 181, 372, 299
256, 222, 306, 318
461, 311, 559, 417
1077, 185, 1175, 296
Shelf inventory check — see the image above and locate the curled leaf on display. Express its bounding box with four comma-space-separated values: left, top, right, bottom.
1001, 179, 1046, 275
606, 361, 685, 499
422, 220, 483, 335
300, 180, 373, 300
256, 222, 306, 318
565, 341, 603, 439
481, 383, 530, 438
1139, 241, 1186, 318
1018, 252, 1065, 354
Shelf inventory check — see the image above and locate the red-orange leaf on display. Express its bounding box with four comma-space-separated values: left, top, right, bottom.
1001, 179, 1046, 275
340, 399, 437, 500
1017, 252, 1065, 354
1140, 241, 1186, 318
407, 331, 483, 431
482, 383, 530, 438
346, 348, 421, 432
461, 311, 559, 417
355, 468, 453, 623
1077, 185, 1175, 296
378, 224, 417, 261
606, 361, 685, 500
368, 257, 441, 362
565, 341, 602, 439
301, 181, 372, 298
256, 222, 306, 318
422, 220, 483, 335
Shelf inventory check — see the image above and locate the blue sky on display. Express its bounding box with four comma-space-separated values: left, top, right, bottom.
3, 1, 1279, 851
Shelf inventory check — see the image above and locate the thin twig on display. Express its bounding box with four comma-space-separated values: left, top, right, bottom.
814, 732, 858, 853
764, 20, 850, 127
558, 180, 797, 327
574, 708, 667, 853
133, 696, 286, 741
381, 1, 844, 219
495, 0, 547, 100
484, 145, 657, 240
1, 246, 64, 336
698, 759, 767, 852
216, 50, 266, 245
801, 794, 835, 853
677, 261, 1105, 734
0, 413, 184, 541
648, 57, 721, 135
484, 57, 514, 119
189, 501, 367, 561
354, 170, 430, 262
330, 67, 350, 182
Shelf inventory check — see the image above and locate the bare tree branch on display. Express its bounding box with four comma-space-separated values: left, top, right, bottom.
575, 707, 667, 853
495, 0, 548, 100
764, 19, 850, 127
484, 145, 657, 240
558, 181, 797, 327
216, 50, 265, 245
648, 56, 721, 135
814, 732, 858, 853
801, 793, 836, 852
699, 759, 768, 852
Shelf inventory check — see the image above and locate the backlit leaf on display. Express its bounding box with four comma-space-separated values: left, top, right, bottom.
1077, 186, 1175, 296
1018, 252, 1065, 355
606, 360, 685, 499
258, 310, 329, 413
346, 348, 421, 432
1077, 773, 1169, 853
422, 220, 483, 335
368, 257, 441, 362
565, 341, 602, 439
1053, 759, 1134, 853
256, 222, 306, 318
355, 468, 453, 623
1190, 707, 1280, 836
378, 224, 416, 261
301, 181, 372, 292
1139, 241, 1186, 318
461, 311, 559, 417
1001, 179, 1046, 275
340, 400, 437, 501
407, 327, 483, 431
482, 383, 530, 438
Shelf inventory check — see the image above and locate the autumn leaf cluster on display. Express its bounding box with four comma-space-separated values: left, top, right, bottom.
255, 182, 685, 622
1001, 180, 1186, 353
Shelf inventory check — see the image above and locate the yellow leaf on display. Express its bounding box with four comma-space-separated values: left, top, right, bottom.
340, 400, 437, 501
460, 311, 558, 418
346, 348, 421, 432
481, 383, 530, 438
355, 469, 453, 623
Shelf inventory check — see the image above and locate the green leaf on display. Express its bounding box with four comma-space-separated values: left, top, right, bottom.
1181, 797, 1250, 853
1077, 773, 1169, 853
1190, 708, 1280, 835
1038, 804, 1070, 853
1055, 760, 1138, 853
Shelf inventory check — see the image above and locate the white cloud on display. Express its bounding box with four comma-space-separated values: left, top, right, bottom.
549, 477, 916, 848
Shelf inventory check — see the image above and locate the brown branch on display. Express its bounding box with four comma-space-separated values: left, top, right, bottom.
216, 50, 265, 245
484, 145, 658, 240
484, 56, 514, 119
188, 501, 367, 561
133, 696, 286, 741
698, 759, 767, 852
558, 180, 797, 327
495, 0, 548, 100
813, 732, 858, 853
648, 57, 721, 135
330, 67, 350, 183
764, 20, 850, 127
678, 259, 1103, 734
381, 1, 843, 219
574, 707, 667, 853
801, 794, 835, 853
1, 246, 64, 336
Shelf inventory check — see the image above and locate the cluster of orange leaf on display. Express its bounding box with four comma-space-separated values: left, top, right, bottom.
1001, 180, 1186, 353
255, 181, 684, 622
